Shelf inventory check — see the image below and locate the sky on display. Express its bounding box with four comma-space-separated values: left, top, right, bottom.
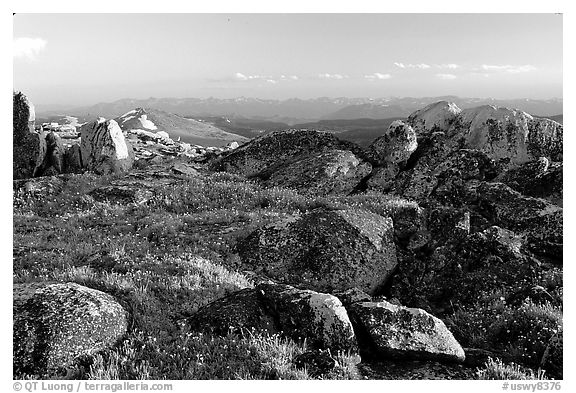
13, 13, 563, 107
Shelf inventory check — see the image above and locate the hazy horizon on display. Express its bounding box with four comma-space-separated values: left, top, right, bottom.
14, 14, 563, 107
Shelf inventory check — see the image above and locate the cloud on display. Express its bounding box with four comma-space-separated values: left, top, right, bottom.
436, 73, 457, 80
394, 62, 431, 69
436, 64, 460, 69
480, 64, 537, 74
234, 73, 298, 83
365, 73, 392, 80
13, 37, 47, 60
318, 73, 348, 80
234, 72, 249, 81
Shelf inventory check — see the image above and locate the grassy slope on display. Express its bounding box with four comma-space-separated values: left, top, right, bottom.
13, 169, 365, 380
13, 162, 562, 380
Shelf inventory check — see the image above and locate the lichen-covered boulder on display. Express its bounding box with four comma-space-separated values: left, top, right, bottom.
391, 132, 454, 200
366, 121, 417, 192
13, 282, 128, 377
13, 92, 46, 179
210, 129, 368, 178
188, 288, 278, 336
80, 118, 134, 175
366, 163, 400, 192
474, 182, 562, 262
395, 148, 497, 203
89, 184, 154, 205
349, 300, 465, 363
498, 158, 562, 206
188, 283, 357, 352
265, 149, 371, 195
407, 101, 462, 135
39, 131, 65, 176
63, 144, 83, 174
258, 283, 356, 351
238, 207, 397, 295
390, 225, 547, 312
369, 120, 418, 165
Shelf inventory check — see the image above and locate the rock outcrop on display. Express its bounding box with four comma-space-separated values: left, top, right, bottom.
394, 148, 497, 203
401, 102, 562, 183
13, 282, 128, 377
189, 283, 357, 352
390, 225, 548, 312
80, 118, 134, 174
211, 129, 369, 178
349, 300, 465, 363
473, 182, 562, 261
367, 120, 417, 191
265, 149, 371, 195
13, 92, 46, 179
369, 120, 418, 165
497, 158, 562, 206
238, 207, 397, 295
63, 144, 83, 174
39, 131, 65, 176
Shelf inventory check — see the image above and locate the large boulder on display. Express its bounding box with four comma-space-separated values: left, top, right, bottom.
238, 207, 397, 295
497, 158, 562, 206
368, 120, 418, 165
407, 101, 462, 135
13, 282, 128, 377
258, 283, 357, 351
349, 300, 465, 363
188, 288, 278, 335
189, 283, 357, 352
80, 118, 134, 175
367, 120, 417, 191
211, 129, 369, 178
264, 149, 372, 195
39, 131, 65, 176
390, 225, 548, 312
474, 182, 562, 262
13, 92, 46, 179
394, 148, 497, 203
63, 144, 84, 174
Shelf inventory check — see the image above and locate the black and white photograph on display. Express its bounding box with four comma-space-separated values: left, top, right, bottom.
9, 4, 567, 388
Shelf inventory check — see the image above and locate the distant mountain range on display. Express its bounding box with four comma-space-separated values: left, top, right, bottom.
37, 96, 562, 125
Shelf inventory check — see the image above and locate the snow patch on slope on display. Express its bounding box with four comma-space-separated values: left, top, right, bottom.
139, 114, 157, 130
